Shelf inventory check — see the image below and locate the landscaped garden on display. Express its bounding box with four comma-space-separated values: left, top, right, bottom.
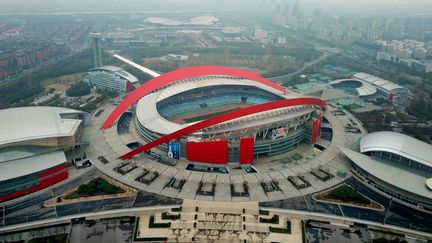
65, 177, 125, 199
315, 184, 383, 210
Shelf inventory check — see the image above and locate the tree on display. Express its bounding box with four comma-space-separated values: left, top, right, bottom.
66, 81, 90, 97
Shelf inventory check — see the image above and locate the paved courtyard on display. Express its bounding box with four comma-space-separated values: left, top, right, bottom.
82, 103, 365, 203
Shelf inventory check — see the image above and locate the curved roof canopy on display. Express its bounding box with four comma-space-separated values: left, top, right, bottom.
340, 147, 432, 200
328, 79, 377, 97
353, 72, 407, 94
360, 131, 432, 168
121, 97, 326, 159
89, 65, 139, 83
136, 76, 290, 135
101, 65, 287, 129
0, 106, 90, 147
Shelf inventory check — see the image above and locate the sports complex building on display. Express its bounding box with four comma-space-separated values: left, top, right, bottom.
86, 65, 138, 93
0, 107, 90, 201
341, 131, 432, 212
103, 66, 326, 166
328, 72, 410, 106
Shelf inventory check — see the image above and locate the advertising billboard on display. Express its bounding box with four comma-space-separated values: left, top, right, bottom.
271, 128, 288, 139
167, 142, 180, 160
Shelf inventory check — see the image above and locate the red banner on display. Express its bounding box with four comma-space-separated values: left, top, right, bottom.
240, 137, 254, 164
311, 118, 319, 144
187, 140, 228, 164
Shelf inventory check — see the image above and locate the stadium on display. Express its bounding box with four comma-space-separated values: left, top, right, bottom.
328, 73, 410, 106
0, 107, 90, 201
341, 131, 432, 212
103, 66, 326, 166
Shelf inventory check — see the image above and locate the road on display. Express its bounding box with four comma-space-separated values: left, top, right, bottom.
0, 165, 182, 228
260, 176, 432, 233
269, 53, 330, 83
0, 166, 100, 227
268, 43, 340, 83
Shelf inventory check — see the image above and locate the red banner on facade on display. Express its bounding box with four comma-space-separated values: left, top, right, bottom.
240, 137, 254, 164
187, 140, 228, 164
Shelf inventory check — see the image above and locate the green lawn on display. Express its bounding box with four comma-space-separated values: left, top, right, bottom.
162, 212, 181, 220
270, 220, 291, 234
65, 177, 124, 199
325, 184, 370, 205
28, 234, 68, 243
260, 214, 280, 224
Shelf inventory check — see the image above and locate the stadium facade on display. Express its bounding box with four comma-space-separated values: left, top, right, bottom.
102, 66, 326, 165
86, 65, 138, 93
0, 107, 90, 201
341, 131, 432, 212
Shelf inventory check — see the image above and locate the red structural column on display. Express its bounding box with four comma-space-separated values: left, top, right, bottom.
310, 118, 319, 144
239, 137, 254, 164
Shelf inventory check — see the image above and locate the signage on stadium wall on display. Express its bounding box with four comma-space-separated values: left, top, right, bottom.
271, 128, 288, 139
187, 136, 202, 142
167, 142, 180, 160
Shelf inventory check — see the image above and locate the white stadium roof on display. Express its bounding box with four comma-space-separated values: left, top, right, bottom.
360, 131, 432, 168
340, 147, 432, 200
0, 106, 86, 147
0, 151, 66, 182
353, 72, 406, 93
136, 92, 187, 135
90, 65, 139, 83
156, 75, 286, 102
136, 76, 310, 135
328, 79, 377, 97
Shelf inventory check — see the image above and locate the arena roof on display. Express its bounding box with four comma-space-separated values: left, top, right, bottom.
136, 76, 301, 135
136, 92, 186, 135
0, 106, 87, 147
360, 131, 432, 168
90, 65, 139, 83
101, 65, 287, 129
340, 147, 432, 200
328, 79, 377, 97
0, 151, 66, 182
137, 88, 312, 136
124, 97, 325, 159
157, 75, 285, 102
353, 73, 406, 93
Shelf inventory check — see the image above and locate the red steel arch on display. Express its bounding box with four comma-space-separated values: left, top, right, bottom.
120, 97, 326, 159
101, 66, 286, 129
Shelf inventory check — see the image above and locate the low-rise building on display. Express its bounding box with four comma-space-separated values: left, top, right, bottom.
86, 66, 139, 93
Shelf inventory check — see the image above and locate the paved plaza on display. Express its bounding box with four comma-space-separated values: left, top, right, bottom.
82, 103, 365, 203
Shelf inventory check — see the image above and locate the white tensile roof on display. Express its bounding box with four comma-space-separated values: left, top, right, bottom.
353, 72, 405, 93
90, 65, 139, 83
136, 76, 312, 135
328, 79, 377, 97
0, 151, 66, 182
340, 147, 432, 200
360, 131, 432, 168
0, 106, 84, 147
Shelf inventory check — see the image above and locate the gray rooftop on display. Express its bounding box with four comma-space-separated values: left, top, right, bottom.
0, 150, 66, 182
90, 65, 139, 83
340, 147, 432, 200
0, 106, 85, 147
360, 131, 432, 168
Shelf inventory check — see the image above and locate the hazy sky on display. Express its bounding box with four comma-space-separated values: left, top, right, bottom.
1, 0, 432, 15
